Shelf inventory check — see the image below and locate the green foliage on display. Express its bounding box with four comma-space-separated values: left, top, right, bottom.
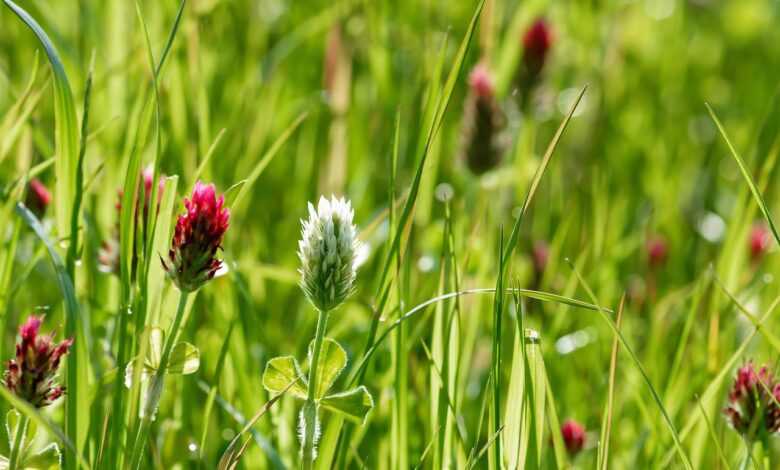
1, 0, 780, 467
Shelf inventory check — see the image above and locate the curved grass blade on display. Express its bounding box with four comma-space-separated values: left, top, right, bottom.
567, 260, 693, 470
3, 0, 80, 241
706, 103, 780, 245
347, 287, 605, 387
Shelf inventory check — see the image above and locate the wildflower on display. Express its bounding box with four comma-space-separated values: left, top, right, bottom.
532, 240, 550, 275
749, 223, 771, 261
162, 181, 230, 292
25, 179, 51, 218
99, 167, 166, 276
561, 419, 585, 455
298, 195, 360, 312
724, 362, 780, 439
522, 18, 553, 80
3, 316, 72, 408
459, 63, 507, 175
646, 235, 667, 269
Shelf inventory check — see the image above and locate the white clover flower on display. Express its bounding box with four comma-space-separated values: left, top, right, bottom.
298, 195, 360, 311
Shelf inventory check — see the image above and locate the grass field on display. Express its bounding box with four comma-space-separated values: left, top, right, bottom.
2, 0, 780, 468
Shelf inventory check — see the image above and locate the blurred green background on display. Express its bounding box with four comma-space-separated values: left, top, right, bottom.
2, 0, 780, 468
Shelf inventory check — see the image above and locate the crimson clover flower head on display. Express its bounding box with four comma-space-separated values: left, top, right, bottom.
647, 235, 668, 268
532, 240, 550, 275
162, 181, 230, 292
3, 316, 73, 408
461, 64, 507, 175
522, 17, 553, 76
724, 361, 780, 439
298, 195, 360, 311
25, 179, 52, 218
561, 419, 585, 455
750, 222, 771, 261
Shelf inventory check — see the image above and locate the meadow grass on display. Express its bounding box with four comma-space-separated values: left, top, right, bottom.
1, 0, 780, 468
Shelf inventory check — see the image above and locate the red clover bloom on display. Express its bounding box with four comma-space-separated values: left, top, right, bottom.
724, 362, 780, 440
460, 63, 507, 175
162, 181, 230, 292
749, 223, 771, 261
522, 18, 553, 78
3, 316, 72, 408
646, 235, 668, 269
25, 179, 51, 218
561, 419, 585, 455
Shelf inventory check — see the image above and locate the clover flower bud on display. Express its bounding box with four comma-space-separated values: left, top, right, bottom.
561, 419, 585, 455
750, 222, 771, 261
724, 362, 780, 439
162, 181, 230, 292
298, 195, 360, 311
522, 18, 553, 79
25, 179, 52, 218
3, 316, 72, 408
532, 240, 550, 275
460, 63, 507, 175
99, 167, 166, 276
646, 235, 668, 269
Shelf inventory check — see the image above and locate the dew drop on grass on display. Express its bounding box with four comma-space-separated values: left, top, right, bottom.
417, 255, 435, 273
435, 183, 454, 202
697, 211, 726, 243
555, 328, 596, 355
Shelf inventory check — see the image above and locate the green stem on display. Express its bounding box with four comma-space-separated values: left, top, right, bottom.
128, 290, 189, 470
302, 308, 329, 470
8, 414, 29, 470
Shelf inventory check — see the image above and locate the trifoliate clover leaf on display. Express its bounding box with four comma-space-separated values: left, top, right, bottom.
262, 356, 307, 399
125, 328, 200, 388
320, 386, 374, 423
307, 338, 346, 399
2, 410, 61, 469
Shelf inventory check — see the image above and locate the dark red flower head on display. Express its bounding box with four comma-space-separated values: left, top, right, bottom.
25, 179, 52, 218
162, 181, 230, 292
561, 419, 585, 455
724, 362, 780, 440
522, 18, 553, 77
750, 223, 771, 261
3, 316, 72, 408
647, 236, 668, 268
460, 64, 506, 175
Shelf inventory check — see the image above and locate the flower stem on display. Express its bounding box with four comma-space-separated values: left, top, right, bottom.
302, 308, 329, 470
8, 414, 29, 470
128, 290, 190, 470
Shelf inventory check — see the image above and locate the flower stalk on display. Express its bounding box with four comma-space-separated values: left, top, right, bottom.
129, 291, 189, 469
7, 415, 29, 470
301, 308, 329, 470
